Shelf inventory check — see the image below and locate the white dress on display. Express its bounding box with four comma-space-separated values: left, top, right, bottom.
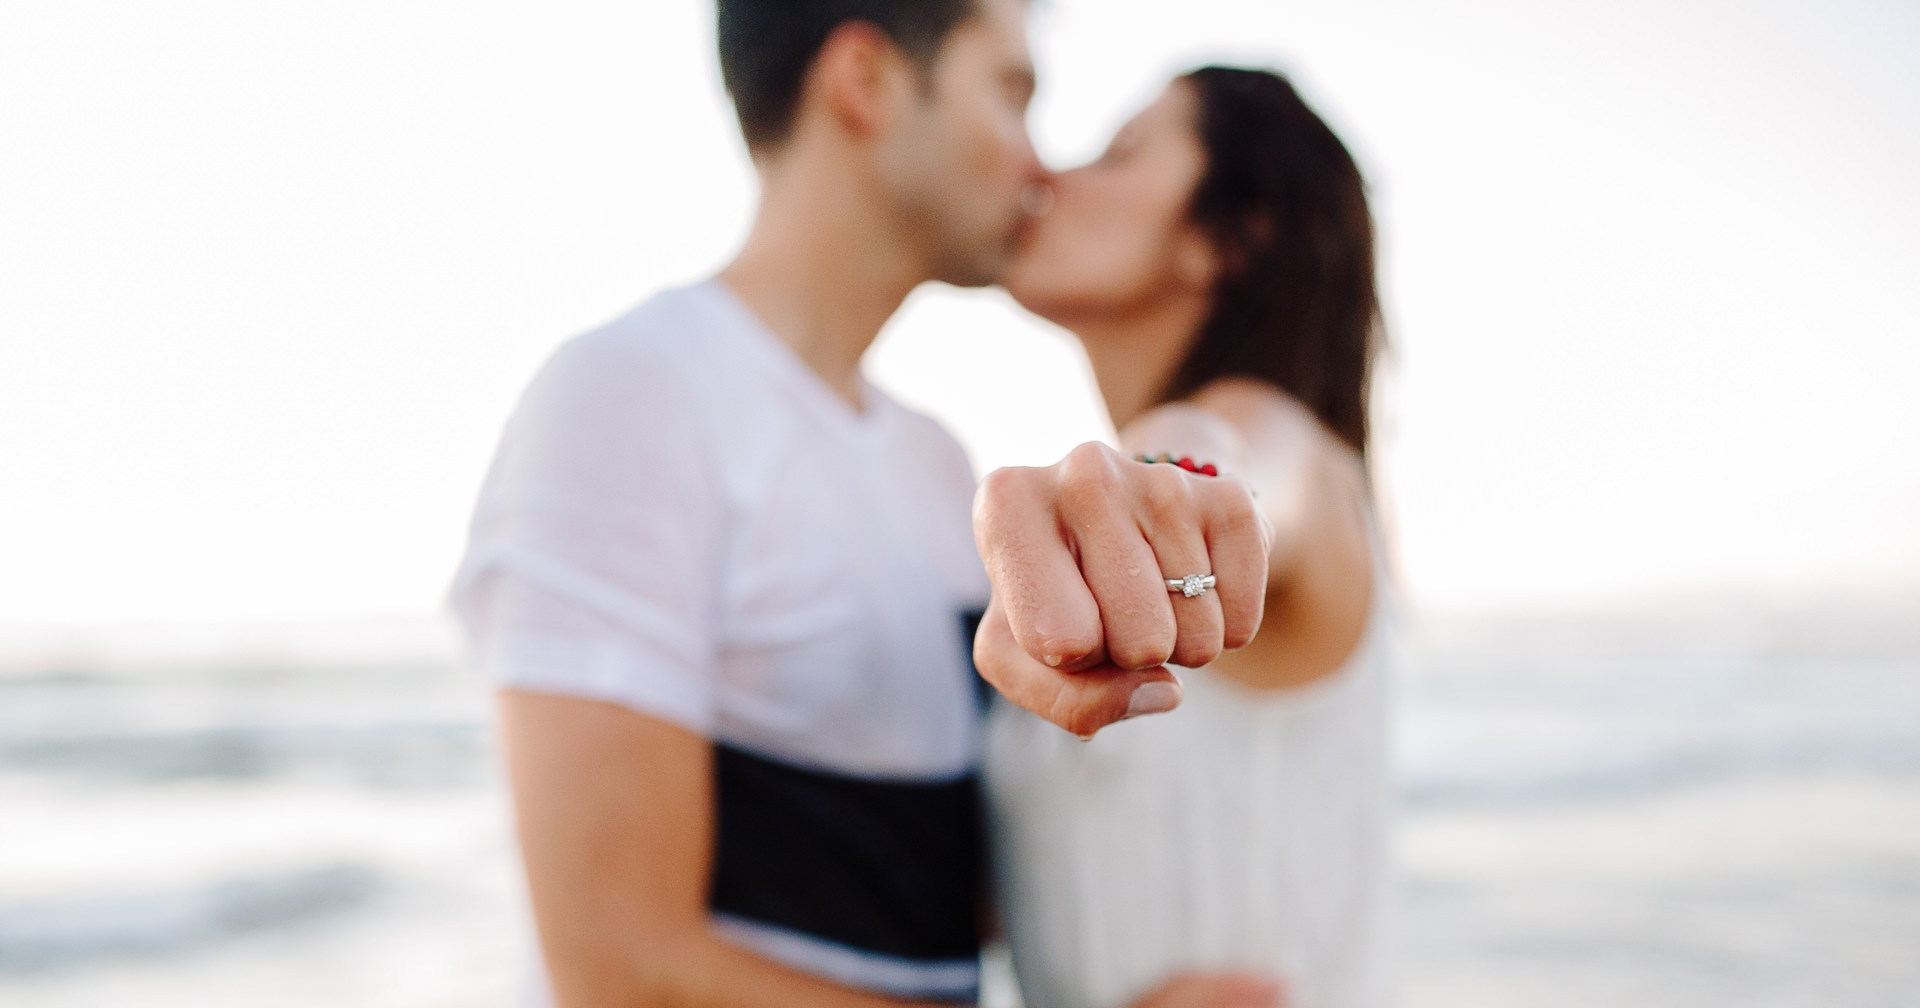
984, 557, 1398, 1008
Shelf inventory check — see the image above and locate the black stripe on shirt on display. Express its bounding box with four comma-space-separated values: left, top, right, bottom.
708, 742, 984, 966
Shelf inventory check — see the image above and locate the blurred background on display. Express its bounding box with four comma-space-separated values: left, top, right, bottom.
2, 0, 1916, 1005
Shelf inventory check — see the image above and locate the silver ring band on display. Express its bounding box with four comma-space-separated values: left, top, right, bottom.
1166, 574, 1216, 598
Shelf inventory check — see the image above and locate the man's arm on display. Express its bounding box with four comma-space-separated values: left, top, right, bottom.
971, 441, 1272, 737
500, 690, 957, 1008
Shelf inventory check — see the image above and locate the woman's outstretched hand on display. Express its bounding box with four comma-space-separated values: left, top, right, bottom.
972, 441, 1270, 737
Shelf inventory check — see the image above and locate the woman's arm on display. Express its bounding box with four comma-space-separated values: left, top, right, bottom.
499, 690, 955, 1008
1118, 378, 1375, 690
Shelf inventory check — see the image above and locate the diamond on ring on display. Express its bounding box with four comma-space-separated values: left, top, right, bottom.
1167, 574, 1216, 598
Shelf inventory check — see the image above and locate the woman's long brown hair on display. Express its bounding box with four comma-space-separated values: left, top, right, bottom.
1160, 66, 1384, 459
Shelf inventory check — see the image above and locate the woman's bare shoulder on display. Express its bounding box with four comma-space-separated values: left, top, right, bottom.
1189, 378, 1359, 474
1189, 377, 1321, 435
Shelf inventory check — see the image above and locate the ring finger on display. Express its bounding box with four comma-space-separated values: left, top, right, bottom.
1137, 467, 1226, 669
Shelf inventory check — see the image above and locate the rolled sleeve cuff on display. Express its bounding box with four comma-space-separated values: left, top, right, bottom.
479, 632, 714, 736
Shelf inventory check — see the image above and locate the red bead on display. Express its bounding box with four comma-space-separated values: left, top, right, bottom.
1199, 463, 1219, 477
1176, 456, 1196, 471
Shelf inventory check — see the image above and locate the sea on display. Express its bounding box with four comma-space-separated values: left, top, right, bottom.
2, 597, 1917, 1007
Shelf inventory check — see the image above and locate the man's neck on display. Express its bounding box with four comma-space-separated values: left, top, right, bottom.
719, 158, 926, 411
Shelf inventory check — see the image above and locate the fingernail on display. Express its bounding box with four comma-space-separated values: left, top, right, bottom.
1044, 653, 1064, 668
1125, 681, 1181, 718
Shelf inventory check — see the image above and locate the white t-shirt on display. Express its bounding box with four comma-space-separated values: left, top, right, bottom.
985, 552, 1399, 1008
452, 280, 992, 1003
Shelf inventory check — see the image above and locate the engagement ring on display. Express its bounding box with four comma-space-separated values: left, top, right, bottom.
1166, 574, 1216, 598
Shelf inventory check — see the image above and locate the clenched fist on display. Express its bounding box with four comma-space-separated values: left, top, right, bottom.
972, 441, 1270, 736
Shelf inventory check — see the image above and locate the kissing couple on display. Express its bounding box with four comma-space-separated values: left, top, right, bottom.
453, 1, 1392, 1006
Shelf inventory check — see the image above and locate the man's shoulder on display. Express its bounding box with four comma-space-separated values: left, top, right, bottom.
558, 282, 725, 368
528, 281, 757, 404
500, 283, 749, 448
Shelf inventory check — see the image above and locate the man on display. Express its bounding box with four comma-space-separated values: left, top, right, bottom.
452, 1, 1272, 1004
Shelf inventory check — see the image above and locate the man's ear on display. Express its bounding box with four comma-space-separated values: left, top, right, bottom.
807, 21, 915, 141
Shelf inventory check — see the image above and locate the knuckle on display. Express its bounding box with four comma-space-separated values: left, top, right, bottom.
1223, 607, 1264, 651
971, 631, 1001, 682
1139, 467, 1194, 527
1033, 626, 1100, 668
1057, 463, 1121, 518
974, 465, 1014, 498
1060, 441, 1122, 483
970, 484, 1006, 544
1105, 612, 1176, 670
1109, 635, 1174, 672
1204, 479, 1261, 528
1172, 636, 1224, 668
1064, 440, 1119, 468
974, 465, 1039, 517
1212, 512, 1267, 557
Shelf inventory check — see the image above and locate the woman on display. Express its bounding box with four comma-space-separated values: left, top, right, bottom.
986, 67, 1394, 1008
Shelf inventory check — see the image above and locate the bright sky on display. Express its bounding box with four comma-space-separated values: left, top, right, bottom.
2, 0, 1916, 627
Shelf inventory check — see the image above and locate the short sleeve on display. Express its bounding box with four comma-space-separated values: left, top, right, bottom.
449, 326, 723, 734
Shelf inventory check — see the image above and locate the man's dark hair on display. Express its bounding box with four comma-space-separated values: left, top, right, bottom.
716, 0, 978, 154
